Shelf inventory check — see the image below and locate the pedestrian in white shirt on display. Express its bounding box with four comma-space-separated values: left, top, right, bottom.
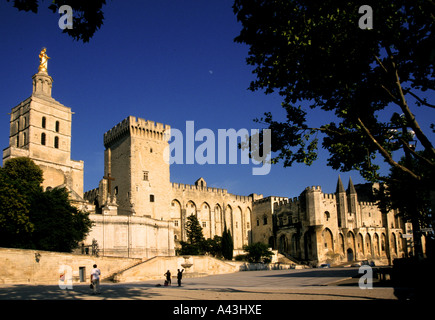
90, 264, 101, 294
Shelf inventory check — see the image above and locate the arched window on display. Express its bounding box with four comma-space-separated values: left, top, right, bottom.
323, 228, 334, 251
54, 136, 59, 149
55, 121, 60, 132
41, 132, 46, 145
42, 117, 46, 129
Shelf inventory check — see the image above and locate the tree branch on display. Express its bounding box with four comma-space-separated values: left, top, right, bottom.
357, 117, 422, 181
398, 137, 435, 168
385, 46, 435, 158
381, 85, 399, 102
307, 127, 348, 136
374, 55, 389, 74
404, 89, 435, 109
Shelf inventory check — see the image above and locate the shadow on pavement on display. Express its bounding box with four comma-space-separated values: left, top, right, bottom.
0, 284, 161, 300
260, 268, 360, 278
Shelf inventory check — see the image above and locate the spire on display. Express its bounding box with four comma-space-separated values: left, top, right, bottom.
347, 177, 357, 194
32, 48, 53, 97
336, 175, 345, 193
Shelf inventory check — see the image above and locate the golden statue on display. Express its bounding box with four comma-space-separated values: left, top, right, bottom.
38, 48, 50, 73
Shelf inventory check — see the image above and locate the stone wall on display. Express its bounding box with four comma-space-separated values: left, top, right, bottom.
82, 214, 175, 259
0, 247, 141, 285
251, 196, 288, 245
112, 255, 239, 283
0, 248, 243, 285
170, 181, 254, 250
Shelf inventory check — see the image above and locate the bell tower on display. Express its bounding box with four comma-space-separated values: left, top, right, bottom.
2, 49, 84, 202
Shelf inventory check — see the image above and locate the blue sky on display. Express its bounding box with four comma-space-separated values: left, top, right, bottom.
0, 1, 433, 199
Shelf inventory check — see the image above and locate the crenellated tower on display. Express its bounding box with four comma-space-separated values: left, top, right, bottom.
103, 116, 172, 219
305, 186, 323, 226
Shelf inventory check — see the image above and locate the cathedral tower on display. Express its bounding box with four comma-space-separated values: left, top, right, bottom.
2, 49, 84, 201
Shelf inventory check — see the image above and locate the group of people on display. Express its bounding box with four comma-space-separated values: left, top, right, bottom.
164, 269, 184, 287
88, 265, 185, 295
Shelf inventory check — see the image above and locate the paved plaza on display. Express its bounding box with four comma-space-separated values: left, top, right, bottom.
0, 268, 412, 301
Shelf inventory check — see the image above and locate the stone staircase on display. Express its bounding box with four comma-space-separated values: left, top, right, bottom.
277, 252, 309, 269
105, 255, 239, 283
102, 258, 150, 282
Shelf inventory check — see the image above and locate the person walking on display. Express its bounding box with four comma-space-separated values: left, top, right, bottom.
177, 269, 184, 287
90, 264, 101, 294
164, 270, 171, 286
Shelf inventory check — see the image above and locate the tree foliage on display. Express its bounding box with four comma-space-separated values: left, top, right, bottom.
6, 0, 106, 42
0, 157, 42, 246
377, 151, 434, 225
178, 214, 205, 255
29, 187, 93, 252
221, 225, 234, 260
242, 242, 273, 263
233, 0, 435, 185
0, 157, 92, 252
202, 235, 223, 258
177, 215, 232, 259
185, 214, 205, 245
0, 172, 33, 247
376, 150, 435, 258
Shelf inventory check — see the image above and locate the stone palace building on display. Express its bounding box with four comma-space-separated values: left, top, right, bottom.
2, 51, 411, 266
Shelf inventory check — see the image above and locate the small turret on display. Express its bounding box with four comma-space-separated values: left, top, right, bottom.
347, 177, 357, 195
347, 177, 358, 225
336, 175, 345, 193
336, 175, 347, 228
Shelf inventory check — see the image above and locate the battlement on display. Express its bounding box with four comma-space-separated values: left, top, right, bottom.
305, 185, 322, 192
323, 193, 336, 200
360, 201, 377, 207
254, 196, 285, 205
84, 187, 99, 202
273, 199, 289, 209
227, 193, 253, 203
273, 196, 302, 211
172, 182, 228, 195
171, 182, 254, 202
104, 116, 171, 147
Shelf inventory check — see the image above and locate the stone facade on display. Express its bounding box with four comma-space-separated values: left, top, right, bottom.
252, 177, 412, 266
2, 68, 84, 205
170, 178, 258, 252
83, 116, 258, 257
3, 54, 411, 265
